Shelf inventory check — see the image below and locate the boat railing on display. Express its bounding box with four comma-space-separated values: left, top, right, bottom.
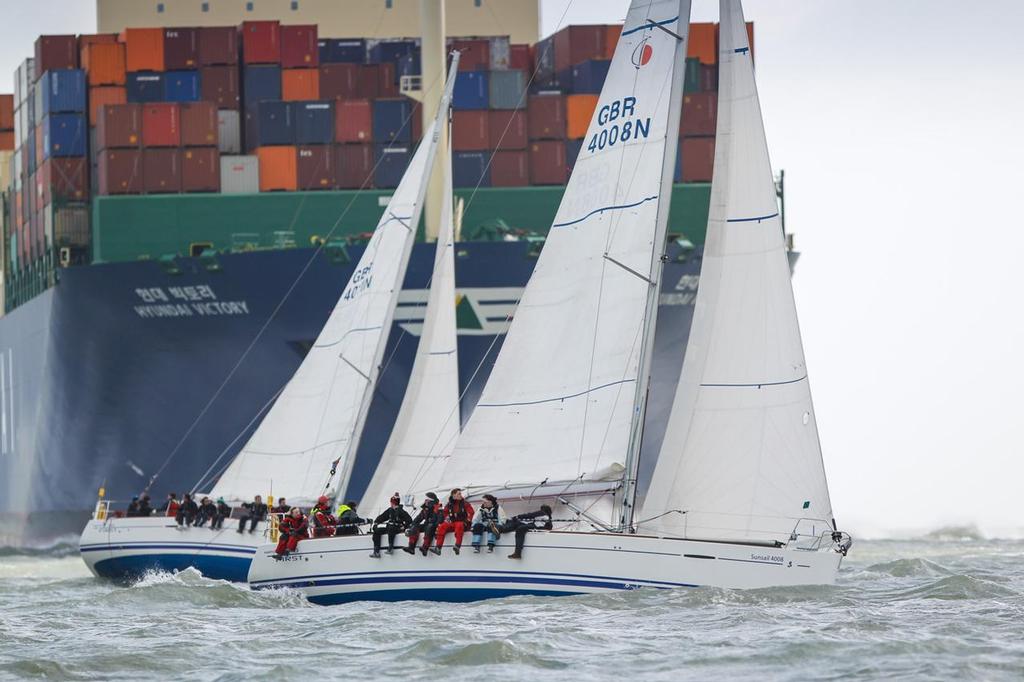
92, 499, 112, 521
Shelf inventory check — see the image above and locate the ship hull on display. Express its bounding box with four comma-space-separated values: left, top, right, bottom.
247, 532, 843, 603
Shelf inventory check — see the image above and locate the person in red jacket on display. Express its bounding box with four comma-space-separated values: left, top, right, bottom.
432, 488, 474, 555
274, 507, 309, 557
162, 492, 180, 518
310, 496, 336, 538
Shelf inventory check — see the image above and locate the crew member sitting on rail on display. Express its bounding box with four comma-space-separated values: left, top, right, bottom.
310, 496, 337, 538
211, 497, 230, 529
138, 495, 153, 517
161, 492, 180, 518
403, 493, 442, 556
433, 488, 474, 555
504, 505, 553, 559
175, 493, 199, 527
126, 497, 141, 517
470, 494, 506, 553
195, 497, 217, 527
274, 507, 309, 557
370, 493, 413, 558
334, 500, 366, 536
237, 495, 268, 533
272, 498, 289, 515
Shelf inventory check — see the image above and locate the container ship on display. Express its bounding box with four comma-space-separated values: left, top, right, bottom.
0, 1, 767, 546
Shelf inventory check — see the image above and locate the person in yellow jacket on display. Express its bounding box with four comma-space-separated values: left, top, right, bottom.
334, 500, 367, 536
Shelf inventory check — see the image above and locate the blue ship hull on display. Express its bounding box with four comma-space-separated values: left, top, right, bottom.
0, 241, 701, 546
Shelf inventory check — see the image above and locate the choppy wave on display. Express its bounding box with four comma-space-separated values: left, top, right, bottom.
923, 524, 987, 542
0, 534, 81, 558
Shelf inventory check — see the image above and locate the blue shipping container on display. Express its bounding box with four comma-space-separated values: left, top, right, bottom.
571, 60, 611, 94
258, 101, 295, 146
372, 98, 411, 144
164, 70, 202, 102
453, 151, 491, 188
368, 39, 417, 65
243, 65, 282, 105
243, 103, 260, 152
294, 101, 334, 144
38, 69, 86, 115
374, 144, 411, 188
42, 114, 87, 158
453, 71, 488, 110
126, 72, 165, 103
396, 53, 421, 84
319, 38, 366, 64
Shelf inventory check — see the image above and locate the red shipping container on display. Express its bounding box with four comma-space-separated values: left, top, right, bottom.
96, 103, 141, 149
680, 136, 715, 182
681, 92, 717, 136
88, 86, 127, 127
335, 99, 372, 143
0, 131, 12, 150
509, 44, 531, 72
319, 63, 360, 100
78, 33, 118, 54
282, 69, 320, 101
296, 145, 335, 190
82, 42, 127, 86
0, 95, 13, 130
452, 110, 489, 151
529, 140, 567, 185
378, 62, 399, 98
358, 65, 381, 99
603, 24, 621, 59
489, 110, 527, 150
700, 64, 718, 92
527, 94, 566, 140
142, 103, 181, 147
335, 143, 373, 189
164, 28, 199, 70
180, 101, 218, 147
34, 35, 78, 80
449, 39, 489, 71
553, 26, 605, 72
490, 150, 529, 187
40, 157, 89, 203
200, 65, 240, 109
98, 148, 143, 194
181, 147, 220, 192
123, 28, 165, 72
143, 148, 181, 193
241, 21, 281, 65
198, 26, 239, 66
281, 25, 319, 68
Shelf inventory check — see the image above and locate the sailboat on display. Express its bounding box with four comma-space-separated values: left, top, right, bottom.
77, 57, 462, 582
246, 0, 851, 603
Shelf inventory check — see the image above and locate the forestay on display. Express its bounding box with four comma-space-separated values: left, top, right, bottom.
211, 61, 459, 505
426, 0, 690, 511
640, 0, 834, 544
360, 147, 460, 514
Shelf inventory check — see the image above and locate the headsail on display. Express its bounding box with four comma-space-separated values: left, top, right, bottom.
423, 0, 691, 522
639, 0, 834, 544
211, 58, 460, 504
359, 145, 460, 514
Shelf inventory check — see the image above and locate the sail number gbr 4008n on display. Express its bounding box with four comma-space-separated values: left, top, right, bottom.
586, 97, 651, 154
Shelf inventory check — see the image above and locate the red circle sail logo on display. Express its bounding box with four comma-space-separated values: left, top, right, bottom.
631, 38, 653, 68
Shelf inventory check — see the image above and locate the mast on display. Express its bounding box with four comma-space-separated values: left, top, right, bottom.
617, 0, 692, 532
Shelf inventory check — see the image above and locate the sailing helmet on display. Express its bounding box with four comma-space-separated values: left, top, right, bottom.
317, 495, 330, 507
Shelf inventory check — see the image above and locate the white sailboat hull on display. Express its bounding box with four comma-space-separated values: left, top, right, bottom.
246, 531, 842, 603
79, 517, 266, 582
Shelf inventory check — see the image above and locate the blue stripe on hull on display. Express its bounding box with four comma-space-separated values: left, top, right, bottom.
91, 553, 252, 583
308, 587, 578, 605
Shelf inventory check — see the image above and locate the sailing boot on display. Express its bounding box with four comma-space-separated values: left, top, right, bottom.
472, 544, 481, 553
453, 545, 461, 555
487, 544, 495, 553
508, 552, 522, 559
419, 546, 429, 556
402, 546, 416, 555
369, 551, 381, 559
430, 546, 442, 555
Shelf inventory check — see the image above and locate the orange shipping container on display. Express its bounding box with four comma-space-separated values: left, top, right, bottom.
603, 24, 621, 59
565, 94, 598, 140
78, 33, 118, 61
122, 28, 165, 72
688, 23, 716, 64
282, 69, 319, 101
82, 42, 127, 86
257, 146, 297, 191
88, 86, 127, 126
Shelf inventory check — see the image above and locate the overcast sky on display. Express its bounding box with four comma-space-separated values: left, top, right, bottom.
2, 1, 1022, 538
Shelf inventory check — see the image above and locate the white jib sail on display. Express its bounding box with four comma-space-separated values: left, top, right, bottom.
211, 61, 460, 505
426, 0, 691, 515
640, 0, 834, 545
359, 145, 460, 514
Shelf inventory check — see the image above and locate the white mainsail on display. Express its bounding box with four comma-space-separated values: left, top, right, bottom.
211, 60, 460, 504
639, 0, 834, 544
359, 146, 460, 513
425, 0, 691, 520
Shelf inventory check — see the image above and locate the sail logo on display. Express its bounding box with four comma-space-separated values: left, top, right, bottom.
631, 38, 653, 69
342, 265, 373, 300
587, 97, 651, 154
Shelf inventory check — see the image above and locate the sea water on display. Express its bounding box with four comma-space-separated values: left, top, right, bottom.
1, 531, 1022, 681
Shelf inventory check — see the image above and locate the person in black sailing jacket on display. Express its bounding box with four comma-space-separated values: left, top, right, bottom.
195, 497, 217, 527
504, 505, 553, 559
433, 489, 474, 555
237, 495, 268, 533
310, 496, 337, 538
370, 493, 413, 558
138, 495, 153, 517
211, 497, 230, 529
125, 497, 141, 517
334, 500, 367, 536
175, 493, 199, 527
403, 492, 442, 556
272, 498, 290, 515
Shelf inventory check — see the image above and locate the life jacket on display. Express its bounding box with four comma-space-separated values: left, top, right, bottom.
336, 503, 351, 517
166, 500, 180, 517
479, 505, 501, 524
280, 514, 308, 536
311, 506, 336, 536
445, 500, 471, 523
